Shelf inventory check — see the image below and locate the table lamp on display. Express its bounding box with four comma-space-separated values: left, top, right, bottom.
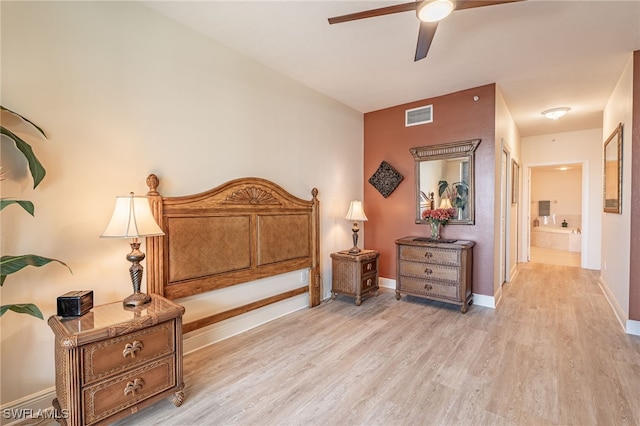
345, 200, 368, 254
101, 193, 164, 306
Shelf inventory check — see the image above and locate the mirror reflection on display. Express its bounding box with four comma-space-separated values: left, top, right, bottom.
411, 139, 480, 225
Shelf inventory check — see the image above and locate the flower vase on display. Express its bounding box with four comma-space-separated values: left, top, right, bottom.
430, 221, 441, 240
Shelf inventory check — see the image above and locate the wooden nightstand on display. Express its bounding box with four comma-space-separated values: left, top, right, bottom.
330, 249, 379, 305
48, 294, 185, 425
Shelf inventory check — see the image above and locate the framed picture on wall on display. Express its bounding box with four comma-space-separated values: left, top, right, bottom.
603, 123, 623, 214
511, 160, 519, 205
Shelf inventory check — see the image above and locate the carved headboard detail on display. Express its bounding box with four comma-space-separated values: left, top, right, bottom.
144, 174, 321, 333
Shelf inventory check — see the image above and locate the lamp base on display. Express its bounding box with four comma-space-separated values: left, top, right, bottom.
123, 292, 152, 307
348, 224, 362, 254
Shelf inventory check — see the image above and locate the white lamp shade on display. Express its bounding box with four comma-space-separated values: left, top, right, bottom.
439, 198, 453, 209
345, 200, 368, 222
101, 193, 164, 238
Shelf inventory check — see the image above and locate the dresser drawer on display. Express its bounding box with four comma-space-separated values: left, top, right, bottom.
82, 355, 176, 425
399, 245, 460, 265
399, 260, 459, 283
82, 320, 175, 385
398, 276, 459, 300
361, 258, 377, 275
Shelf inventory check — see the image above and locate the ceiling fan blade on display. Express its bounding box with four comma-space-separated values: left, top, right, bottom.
415, 21, 438, 61
455, 0, 525, 12
328, 2, 419, 24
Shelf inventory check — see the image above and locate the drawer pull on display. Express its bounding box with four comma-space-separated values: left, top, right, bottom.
365, 278, 372, 287
425, 252, 433, 258
424, 268, 433, 275
124, 378, 144, 396
122, 340, 143, 358
424, 284, 433, 291
366, 263, 373, 271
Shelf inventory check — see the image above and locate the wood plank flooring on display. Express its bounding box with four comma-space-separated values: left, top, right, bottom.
530, 246, 581, 268
108, 262, 639, 425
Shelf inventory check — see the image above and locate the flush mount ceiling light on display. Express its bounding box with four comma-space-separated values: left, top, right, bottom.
542, 107, 571, 120
417, 0, 455, 22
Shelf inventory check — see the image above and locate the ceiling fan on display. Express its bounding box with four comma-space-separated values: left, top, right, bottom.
328, 0, 524, 61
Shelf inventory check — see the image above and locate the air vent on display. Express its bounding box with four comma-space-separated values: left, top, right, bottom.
405, 105, 433, 127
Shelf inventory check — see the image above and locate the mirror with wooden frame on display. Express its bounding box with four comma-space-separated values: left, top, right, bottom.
603, 123, 623, 214
411, 139, 480, 225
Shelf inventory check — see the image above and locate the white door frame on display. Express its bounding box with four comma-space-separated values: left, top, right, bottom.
500, 142, 511, 285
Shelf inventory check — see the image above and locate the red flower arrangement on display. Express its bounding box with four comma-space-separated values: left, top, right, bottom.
422, 207, 457, 239
421, 207, 457, 225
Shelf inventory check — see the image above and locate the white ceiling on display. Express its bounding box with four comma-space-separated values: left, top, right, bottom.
142, 0, 640, 137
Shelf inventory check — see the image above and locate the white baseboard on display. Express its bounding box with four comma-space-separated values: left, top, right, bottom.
379, 277, 395, 289
626, 319, 640, 336
598, 276, 640, 336
471, 293, 497, 309
0, 387, 56, 426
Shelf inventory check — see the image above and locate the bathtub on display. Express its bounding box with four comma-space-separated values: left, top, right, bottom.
531, 226, 581, 252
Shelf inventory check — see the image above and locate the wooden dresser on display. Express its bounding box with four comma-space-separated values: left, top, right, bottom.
48, 294, 185, 425
330, 249, 379, 305
395, 237, 474, 313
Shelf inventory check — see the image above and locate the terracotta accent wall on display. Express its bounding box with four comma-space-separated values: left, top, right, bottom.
630, 50, 640, 321
364, 84, 497, 296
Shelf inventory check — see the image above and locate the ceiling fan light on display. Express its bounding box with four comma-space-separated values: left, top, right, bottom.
417, 0, 455, 23
542, 107, 570, 120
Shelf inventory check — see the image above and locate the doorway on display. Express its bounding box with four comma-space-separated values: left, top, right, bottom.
528, 163, 583, 267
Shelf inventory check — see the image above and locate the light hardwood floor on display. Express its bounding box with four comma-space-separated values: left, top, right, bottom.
530, 246, 581, 268
108, 262, 640, 425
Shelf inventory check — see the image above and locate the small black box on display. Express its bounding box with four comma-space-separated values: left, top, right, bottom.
57, 290, 93, 317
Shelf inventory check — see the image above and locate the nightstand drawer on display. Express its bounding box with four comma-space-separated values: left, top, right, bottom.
399, 245, 460, 265
82, 355, 176, 425
399, 261, 459, 283
398, 277, 459, 300
82, 320, 175, 385
361, 259, 377, 275
360, 275, 377, 293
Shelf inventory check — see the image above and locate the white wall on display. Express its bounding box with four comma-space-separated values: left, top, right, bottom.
601, 55, 633, 321
0, 2, 362, 405
521, 128, 603, 270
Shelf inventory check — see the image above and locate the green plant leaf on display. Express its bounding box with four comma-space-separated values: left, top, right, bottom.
0, 106, 47, 138
0, 127, 47, 188
455, 182, 469, 196
438, 180, 448, 197
0, 303, 44, 319
0, 199, 35, 216
0, 255, 72, 286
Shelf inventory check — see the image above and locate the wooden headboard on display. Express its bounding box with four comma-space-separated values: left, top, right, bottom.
144, 174, 321, 333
